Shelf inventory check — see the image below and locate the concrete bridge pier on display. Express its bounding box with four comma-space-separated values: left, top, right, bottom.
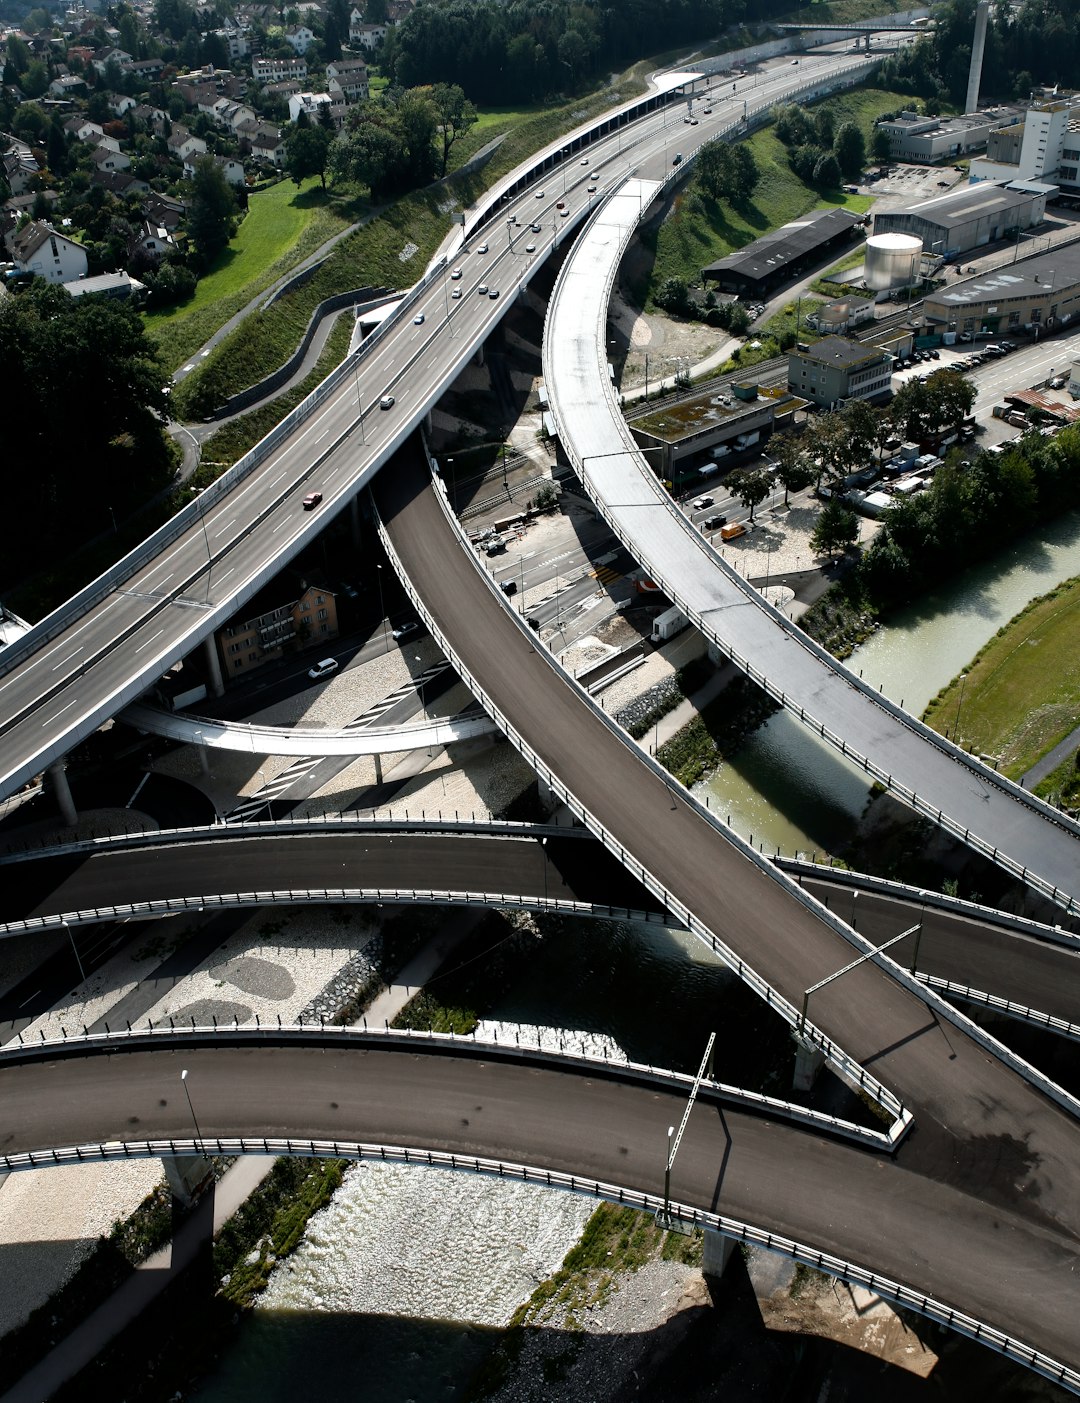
204, 635, 224, 699
350, 494, 362, 549
373, 752, 384, 784
792, 1035, 824, 1093
163, 1153, 215, 1205
474, 342, 485, 368
702, 1229, 737, 1281
48, 760, 78, 827
197, 745, 211, 777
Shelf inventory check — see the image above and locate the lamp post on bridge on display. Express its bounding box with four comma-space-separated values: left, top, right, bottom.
180, 1069, 204, 1149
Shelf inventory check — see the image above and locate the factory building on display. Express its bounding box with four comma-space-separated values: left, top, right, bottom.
701, 208, 863, 297
922, 246, 1080, 338
872, 180, 1051, 259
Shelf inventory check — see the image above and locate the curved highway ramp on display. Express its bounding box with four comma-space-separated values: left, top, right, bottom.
541, 179, 1080, 914
1, 1027, 1078, 1391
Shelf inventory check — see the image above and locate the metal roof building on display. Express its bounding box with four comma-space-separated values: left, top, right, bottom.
872, 180, 1051, 258
923, 244, 1080, 335
702, 207, 863, 295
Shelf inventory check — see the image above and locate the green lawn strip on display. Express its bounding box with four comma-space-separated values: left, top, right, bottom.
921, 576, 1080, 779
641, 88, 904, 306
466, 1204, 701, 1400
146, 180, 351, 374
759, 295, 826, 344
192, 313, 355, 477
1034, 748, 1080, 809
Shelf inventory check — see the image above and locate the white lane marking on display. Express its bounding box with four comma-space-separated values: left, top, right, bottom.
316, 430, 330, 442
134, 628, 165, 654
216, 518, 236, 536
54, 647, 83, 671
218, 568, 235, 582
43, 700, 77, 726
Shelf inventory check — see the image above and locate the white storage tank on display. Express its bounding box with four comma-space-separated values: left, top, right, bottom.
864, 232, 923, 290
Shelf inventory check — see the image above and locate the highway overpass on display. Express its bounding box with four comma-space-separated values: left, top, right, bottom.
542, 177, 1080, 915
1, 1027, 1077, 1392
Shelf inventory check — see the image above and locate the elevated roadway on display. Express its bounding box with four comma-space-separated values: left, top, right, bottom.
121, 700, 496, 756
1, 1028, 1078, 1389
3, 823, 1080, 1038
542, 179, 1080, 913
0, 48, 878, 805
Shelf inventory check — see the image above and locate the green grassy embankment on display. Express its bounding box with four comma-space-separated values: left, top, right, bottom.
146, 178, 350, 374
922, 576, 1080, 788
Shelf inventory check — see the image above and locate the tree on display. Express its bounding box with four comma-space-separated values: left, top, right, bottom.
770, 433, 815, 506
811, 499, 859, 558
187, 155, 237, 266
431, 82, 476, 177
726, 468, 772, 521
869, 125, 891, 164
730, 144, 759, 202
331, 103, 405, 196
833, 120, 866, 180
812, 151, 841, 190
284, 121, 332, 188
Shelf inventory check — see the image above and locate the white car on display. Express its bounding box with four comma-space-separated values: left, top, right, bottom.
413, 313, 425, 325
379, 395, 395, 409
450, 268, 462, 280
391, 622, 418, 641
525, 242, 536, 253
580, 156, 589, 165
307, 658, 339, 680
693, 496, 714, 510
535, 189, 545, 198
477, 284, 489, 295
451, 287, 462, 299
477, 243, 488, 254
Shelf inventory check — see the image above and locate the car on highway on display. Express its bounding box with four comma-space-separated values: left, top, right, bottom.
391, 622, 418, 641
530, 222, 541, 232
477, 284, 489, 295
580, 156, 589, 165
526, 243, 536, 253
690, 118, 699, 125
488, 289, 500, 298
477, 243, 488, 254
450, 268, 462, 280
790, 57, 799, 64
451, 288, 462, 299
302, 491, 323, 510
413, 313, 425, 325
379, 395, 395, 409
535, 189, 545, 198
693, 495, 714, 509
672, 153, 683, 165
556, 200, 565, 209
307, 657, 338, 680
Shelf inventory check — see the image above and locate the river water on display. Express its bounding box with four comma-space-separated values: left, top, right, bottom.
699, 510, 1080, 857
195, 512, 1080, 1402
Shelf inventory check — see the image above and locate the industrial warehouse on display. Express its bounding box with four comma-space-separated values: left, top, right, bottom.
923, 244, 1080, 337
701, 207, 864, 297
872, 179, 1053, 259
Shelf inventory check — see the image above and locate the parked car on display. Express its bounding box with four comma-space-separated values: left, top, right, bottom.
307, 657, 338, 680
391, 622, 418, 641
302, 491, 323, 510
704, 513, 727, 529
693, 495, 714, 509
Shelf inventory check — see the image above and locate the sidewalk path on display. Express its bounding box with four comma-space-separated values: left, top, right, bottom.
1, 1157, 274, 1403
1022, 723, 1080, 789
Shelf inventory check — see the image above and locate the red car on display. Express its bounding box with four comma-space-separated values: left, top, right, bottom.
302, 491, 323, 510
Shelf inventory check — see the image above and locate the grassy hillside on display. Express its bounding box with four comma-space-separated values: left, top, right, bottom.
641, 86, 909, 305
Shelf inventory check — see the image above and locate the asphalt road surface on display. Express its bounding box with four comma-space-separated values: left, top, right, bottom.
3, 1035, 1079, 1373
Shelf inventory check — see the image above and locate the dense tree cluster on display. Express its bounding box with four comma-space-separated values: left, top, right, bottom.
0, 283, 174, 586
328, 82, 475, 196
696, 139, 759, 204
877, 0, 1080, 107
773, 104, 865, 190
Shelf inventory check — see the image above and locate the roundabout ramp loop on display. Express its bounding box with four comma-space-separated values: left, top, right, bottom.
541, 178, 1080, 914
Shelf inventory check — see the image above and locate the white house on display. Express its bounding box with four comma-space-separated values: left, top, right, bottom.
184, 152, 246, 185
167, 126, 208, 162
91, 45, 132, 74
284, 25, 316, 55
89, 145, 132, 173
252, 55, 308, 83
348, 9, 386, 48
10, 222, 89, 284
326, 56, 368, 104
288, 91, 333, 124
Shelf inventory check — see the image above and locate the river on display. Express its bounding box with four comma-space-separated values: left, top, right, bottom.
195, 511, 1080, 1401
698, 510, 1080, 857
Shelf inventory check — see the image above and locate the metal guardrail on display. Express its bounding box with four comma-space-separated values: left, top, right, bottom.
915, 973, 1080, 1045
0, 1023, 905, 1149
378, 455, 911, 1130
0, 1029, 1075, 1394
539, 170, 1080, 1128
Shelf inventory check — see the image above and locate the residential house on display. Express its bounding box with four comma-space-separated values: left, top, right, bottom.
284, 24, 316, 54
127, 218, 176, 263
110, 92, 138, 116
144, 191, 187, 230
216, 581, 339, 678
264, 79, 303, 103
326, 56, 368, 104
62, 270, 147, 300
214, 26, 252, 62
91, 46, 132, 74
125, 57, 164, 83
184, 152, 246, 185
209, 96, 257, 132
237, 119, 286, 165
63, 115, 103, 142
288, 91, 332, 124
89, 145, 132, 174
348, 10, 386, 49
1, 149, 39, 197
167, 125, 207, 162
252, 55, 308, 83
10, 221, 89, 284
49, 73, 87, 98
91, 169, 151, 196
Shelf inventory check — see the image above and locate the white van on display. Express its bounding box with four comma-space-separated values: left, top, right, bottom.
308, 658, 339, 680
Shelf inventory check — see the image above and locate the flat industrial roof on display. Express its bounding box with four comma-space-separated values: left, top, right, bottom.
930, 243, 1080, 308
879, 180, 1041, 229
793, 334, 887, 369
703, 207, 861, 283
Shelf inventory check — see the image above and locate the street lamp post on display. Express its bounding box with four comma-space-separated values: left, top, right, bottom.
180, 1069, 204, 1148
540, 835, 548, 905
61, 919, 86, 984
353, 356, 366, 443
414, 655, 426, 715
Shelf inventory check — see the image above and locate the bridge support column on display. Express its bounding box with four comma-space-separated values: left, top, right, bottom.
424, 408, 433, 436
793, 1036, 824, 1093
197, 744, 211, 777
204, 635, 224, 699
537, 775, 557, 815
474, 342, 485, 368
702, 1229, 736, 1281
163, 1153, 214, 1206
373, 752, 383, 785
350, 494, 362, 549
48, 760, 78, 827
